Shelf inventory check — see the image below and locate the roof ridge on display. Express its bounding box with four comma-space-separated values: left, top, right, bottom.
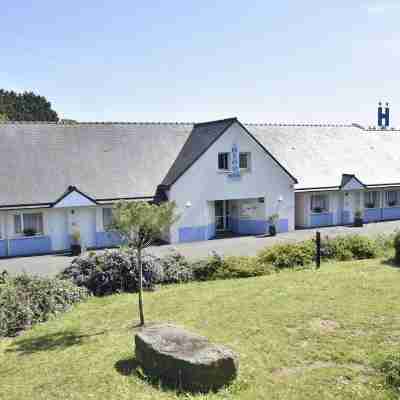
245, 122, 355, 128
194, 117, 237, 126
0, 121, 195, 126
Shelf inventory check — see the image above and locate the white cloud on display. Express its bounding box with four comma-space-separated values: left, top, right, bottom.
367, 3, 400, 14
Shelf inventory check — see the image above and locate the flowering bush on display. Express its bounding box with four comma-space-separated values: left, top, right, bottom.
0, 273, 88, 337
60, 249, 163, 295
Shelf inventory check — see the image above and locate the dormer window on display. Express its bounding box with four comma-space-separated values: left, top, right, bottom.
218, 152, 230, 171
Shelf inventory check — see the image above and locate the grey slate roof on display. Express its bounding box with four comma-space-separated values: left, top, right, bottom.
0, 122, 192, 206
247, 124, 400, 189
161, 118, 236, 187
3, 119, 400, 208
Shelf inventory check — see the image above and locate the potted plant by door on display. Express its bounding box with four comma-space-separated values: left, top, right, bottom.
70, 229, 82, 256
268, 214, 279, 236
354, 209, 364, 227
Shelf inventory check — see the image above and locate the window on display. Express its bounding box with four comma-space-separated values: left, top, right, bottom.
103, 208, 114, 231
365, 191, 379, 208
239, 152, 251, 170
14, 213, 43, 235
386, 191, 399, 207
310, 194, 329, 213
218, 153, 230, 170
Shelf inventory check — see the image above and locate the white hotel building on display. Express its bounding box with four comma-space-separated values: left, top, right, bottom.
1, 106, 400, 257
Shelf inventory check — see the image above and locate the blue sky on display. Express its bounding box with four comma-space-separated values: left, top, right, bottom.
1, 1, 399, 125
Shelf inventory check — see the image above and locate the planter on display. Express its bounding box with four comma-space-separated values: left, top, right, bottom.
70, 244, 82, 256
269, 225, 277, 236
354, 217, 363, 227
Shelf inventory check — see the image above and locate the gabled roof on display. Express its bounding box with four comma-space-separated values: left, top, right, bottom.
161, 118, 298, 187
161, 118, 237, 187
52, 186, 97, 208
340, 174, 365, 190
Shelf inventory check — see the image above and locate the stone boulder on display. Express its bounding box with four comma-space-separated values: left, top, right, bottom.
134, 323, 238, 392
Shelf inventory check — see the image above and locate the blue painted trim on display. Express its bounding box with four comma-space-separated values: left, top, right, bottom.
341, 210, 351, 224
95, 231, 123, 248
0, 240, 7, 257
206, 223, 216, 240
382, 207, 400, 221
364, 208, 381, 222
9, 236, 52, 256
310, 212, 333, 227
179, 226, 208, 243
276, 219, 289, 233
237, 219, 267, 235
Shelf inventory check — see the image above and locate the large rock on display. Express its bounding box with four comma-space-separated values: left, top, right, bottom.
134, 323, 238, 392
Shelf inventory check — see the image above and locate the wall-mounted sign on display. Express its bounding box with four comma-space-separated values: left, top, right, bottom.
229, 143, 240, 178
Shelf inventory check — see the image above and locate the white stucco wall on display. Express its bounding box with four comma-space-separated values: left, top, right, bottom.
168, 122, 296, 243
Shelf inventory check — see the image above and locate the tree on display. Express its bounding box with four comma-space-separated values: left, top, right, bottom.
0, 89, 58, 121
0, 113, 7, 121
112, 201, 178, 325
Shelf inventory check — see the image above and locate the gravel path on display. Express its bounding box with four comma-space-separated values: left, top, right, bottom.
1, 220, 399, 277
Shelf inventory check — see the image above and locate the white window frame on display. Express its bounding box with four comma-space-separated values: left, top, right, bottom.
310, 194, 329, 213
239, 152, 251, 171
13, 211, 44, 237
364, 191, 380, 209
385, 190, 400, 207
217, 152, 230, 172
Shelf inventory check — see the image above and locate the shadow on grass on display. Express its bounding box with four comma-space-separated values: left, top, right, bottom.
114, 357, 192, 394
6, 330, 106, 355
115, 358, 141, 376
381, 258, 400, 268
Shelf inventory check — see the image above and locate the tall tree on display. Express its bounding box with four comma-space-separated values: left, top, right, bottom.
0, 89, 58, 121
112, 201, 178, 325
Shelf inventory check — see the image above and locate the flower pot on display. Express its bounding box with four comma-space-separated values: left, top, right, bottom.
354, 217, 363, 227
71, 244, 82, 256
269, 224, 277, 236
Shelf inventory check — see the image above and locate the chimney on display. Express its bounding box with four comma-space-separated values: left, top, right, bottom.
378, 102, 390, 128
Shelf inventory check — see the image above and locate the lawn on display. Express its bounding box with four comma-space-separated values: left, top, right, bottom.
1, 259, 400, 399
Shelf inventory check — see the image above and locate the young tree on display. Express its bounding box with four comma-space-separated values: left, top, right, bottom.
112, 200, 177, 325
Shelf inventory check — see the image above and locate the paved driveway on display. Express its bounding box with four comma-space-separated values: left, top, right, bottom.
1, 220, 400, 277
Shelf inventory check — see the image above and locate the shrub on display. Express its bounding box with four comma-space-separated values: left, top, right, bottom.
60, 249, 163, 296
158, 251, 194, 284
0, 273, 88, 337
191, 254, 274, 281
258, 241, 315, 269
376, 354, 400, 389
394, 232, 400, 265
322, 235, 378, 261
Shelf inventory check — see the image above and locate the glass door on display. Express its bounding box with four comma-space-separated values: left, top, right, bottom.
215, 200, 230, 232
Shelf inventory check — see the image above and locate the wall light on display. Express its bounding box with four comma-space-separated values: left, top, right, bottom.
185, 201, 192, 208
278, 195, 284, 203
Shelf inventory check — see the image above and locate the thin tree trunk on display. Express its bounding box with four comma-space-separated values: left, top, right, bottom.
137, 248, 145, 326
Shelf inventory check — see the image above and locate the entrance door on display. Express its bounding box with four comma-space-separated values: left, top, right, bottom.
75, 208, 97, 249
49, 209, 69, 251
215, 200, 230, 232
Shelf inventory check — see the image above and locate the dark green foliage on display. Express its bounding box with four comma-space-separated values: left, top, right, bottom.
258, 241, 315, 269
0, 89, 58, 121
394, 232, 400, 265
60, 249, 163, 296
258, 235, 382, 269
191, 254, 274, 281
0, 273, 88, 337
321, 235, 378, 261
376, 354, 400, 389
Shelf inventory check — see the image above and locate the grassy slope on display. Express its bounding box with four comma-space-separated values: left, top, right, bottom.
1, 260, 400, 400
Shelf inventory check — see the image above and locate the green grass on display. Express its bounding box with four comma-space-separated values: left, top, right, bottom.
1, 259, 400, 399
